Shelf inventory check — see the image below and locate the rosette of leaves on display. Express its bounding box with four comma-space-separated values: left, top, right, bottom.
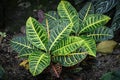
10, 1, 113, 76
44, 1, 113, 42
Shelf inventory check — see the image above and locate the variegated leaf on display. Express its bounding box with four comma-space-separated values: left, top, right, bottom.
51, 36, 85, 56
57, 1, 80, 33
79, 36, 96, 56
94, 0, 118, 13
26, 17, 47, 51
86, 27, 113, 42
111, 4, 120, 31
29, 52, 50, 76
52, 36, 96, 57
10, 36, 34, 53
49, 20, 72, 51
52, 52, 87, 67
42, 11, 60, 30
79, 2, 94, 22
79, 14, 111, 34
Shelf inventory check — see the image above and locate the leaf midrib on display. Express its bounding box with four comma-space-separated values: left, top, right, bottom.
79, 18, 108, 34
30, 18, 47, 51
61, 1, 73, 25
52, 38, 84, 54
11, 40, 31, 49
83, 3, 92, 21
82, 39, 95, 56
49, 23, 72, 51
45, 13, 57, 20
33, 54, 44, 75
52, 52, 87, 57
87, 33, 113, 37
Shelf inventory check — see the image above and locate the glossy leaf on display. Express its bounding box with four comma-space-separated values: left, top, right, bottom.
18, 49, 40, 57
49, 20, 72, 51
52, 52, 87, 67
26, 17, 47, 51
51, 36, 85, 56
29, 52, 50, 76
10, 36, 34, 53
86, 27, 113, 42
42, 11, 60, 30
57, 1, 79, 33
79, 14, 111, 34
79, 36, 96, 56
94, 0, 118, 13
79, 2, 94, 22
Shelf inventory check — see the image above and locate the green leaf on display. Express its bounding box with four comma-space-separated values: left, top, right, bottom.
42, 11, 60, 30
86, 27, 113, 42
79, 14, 111, 34
94, 0, 118, 13
49, 20, 72, 51
29, 52, 50, 76
52, 52, 87, 67
79, 2, 94, 22
57, 1, 79, 33
111, 4, 120, 31
51, 36, 85, 56
100, 70, 120, 80
80, 36, 96, 57
18, 49, 40, 58
45, 11, 59, 21
26, 17, 47, 51
0, 65, 5, 79
10, 36, 34, 53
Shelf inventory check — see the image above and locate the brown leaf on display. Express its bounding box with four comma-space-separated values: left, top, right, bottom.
19, 60, 29, 70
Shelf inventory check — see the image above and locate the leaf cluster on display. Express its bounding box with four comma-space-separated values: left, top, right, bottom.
10, 0, 113, 76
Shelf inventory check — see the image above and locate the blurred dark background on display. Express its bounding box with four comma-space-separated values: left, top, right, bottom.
0, 0, 75, 32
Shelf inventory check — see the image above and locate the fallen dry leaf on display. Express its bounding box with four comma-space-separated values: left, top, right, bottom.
97, 40, 118, 54
19, 60, 29, 70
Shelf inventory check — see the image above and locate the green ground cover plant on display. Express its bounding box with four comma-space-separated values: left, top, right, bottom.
10, 0, 113, 77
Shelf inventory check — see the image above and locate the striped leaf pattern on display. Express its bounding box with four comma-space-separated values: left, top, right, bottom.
86, 27, 113, 42
79, 14, 111, 34
79, 2, 94, 22
51, 36, 85, 56
52, 52, 87, 67
26, 17, 47, 51
45, 11, 59, 21
49, 20, 72, 51
10, 36, 34, 53
94, 0, 118, 13
18, 49, 40, 58
29, 52, 50, 76
57, 1, 80, 33
111, 4, 120, 31
42, 11, 60, 30
79, 36, 96, 56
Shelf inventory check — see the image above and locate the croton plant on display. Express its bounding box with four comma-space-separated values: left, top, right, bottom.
10, 1, 113, 76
